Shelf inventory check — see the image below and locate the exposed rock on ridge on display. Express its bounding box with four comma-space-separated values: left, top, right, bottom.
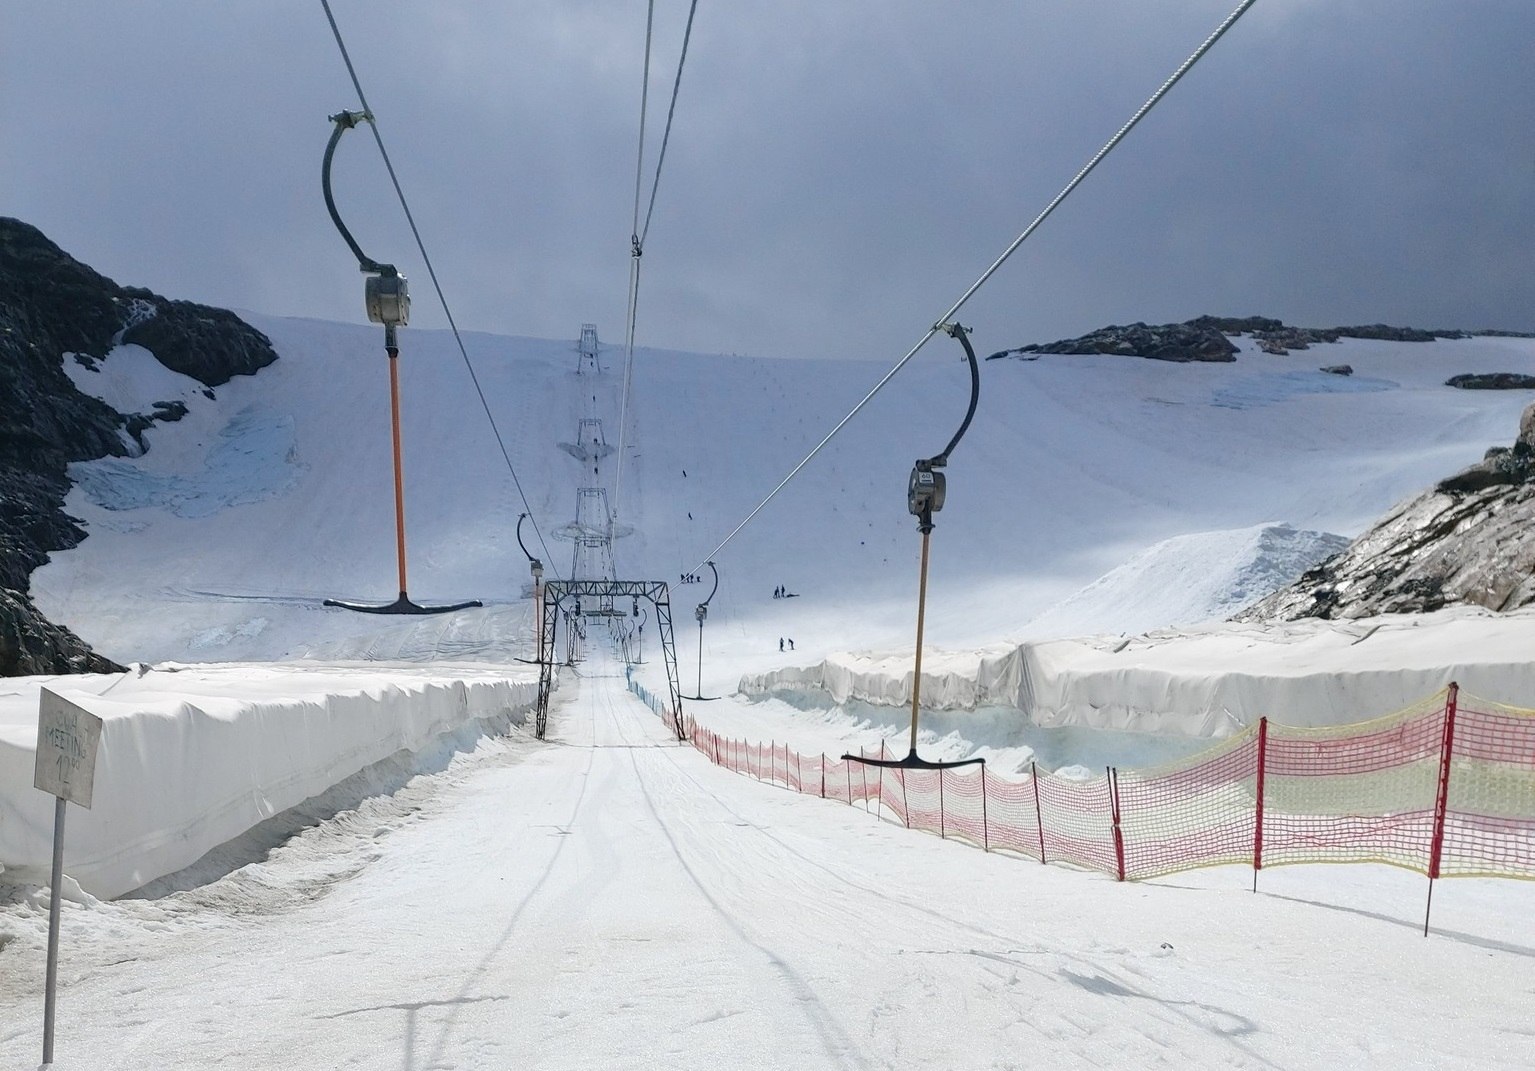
0, 216, 279, 674
0, 589, 120, 675
987, 315, 1528, 364
1239, 402, 1535, 621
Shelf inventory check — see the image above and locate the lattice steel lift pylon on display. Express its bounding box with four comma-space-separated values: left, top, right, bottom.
535, 579, 684, 741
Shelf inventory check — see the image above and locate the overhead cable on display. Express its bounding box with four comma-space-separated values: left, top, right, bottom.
614, 0, 703, 523
687, 0, 1259, 575
318, 0, 562, 578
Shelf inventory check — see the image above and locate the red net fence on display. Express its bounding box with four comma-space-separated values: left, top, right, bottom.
632, 680, 1535, 884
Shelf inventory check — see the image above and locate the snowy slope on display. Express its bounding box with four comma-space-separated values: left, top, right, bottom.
7, 320, 1535, 1069
32, 318, 1535, 670
1021, 522, 1350, 639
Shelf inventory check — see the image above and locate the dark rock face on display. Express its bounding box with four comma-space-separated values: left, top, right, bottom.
0, 588, 123, 675
0, 217, 278, 674
1239, 402, 1535, 621
988, 320, 1237, 363
1445, 373, 1535, 390
1320, 364, 1353, 376
987, 315, 1493, 363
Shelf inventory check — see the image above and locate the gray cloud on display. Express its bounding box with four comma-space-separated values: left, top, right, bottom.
3, 1, 1530, 364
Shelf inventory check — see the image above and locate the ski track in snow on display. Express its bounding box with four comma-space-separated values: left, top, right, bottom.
5, 656, 1531, 1068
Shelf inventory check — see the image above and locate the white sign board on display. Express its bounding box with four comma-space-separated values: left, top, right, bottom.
34, 688, 103, 809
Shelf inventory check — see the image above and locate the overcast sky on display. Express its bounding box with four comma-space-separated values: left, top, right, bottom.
3, 2, 1531, 362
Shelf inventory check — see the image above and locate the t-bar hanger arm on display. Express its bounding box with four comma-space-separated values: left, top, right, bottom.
322, 110, 393, 277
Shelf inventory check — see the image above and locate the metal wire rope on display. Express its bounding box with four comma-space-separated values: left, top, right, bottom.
685, 0, 1259, 577
318, 0, 562, 579
614, 0, 702, 524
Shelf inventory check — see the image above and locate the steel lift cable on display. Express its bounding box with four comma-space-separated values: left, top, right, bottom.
319, 111, 482, 616
845, 323, 984, 772
612, 0, 656, 530
318, 0, 562, 579
682, 0, 1260, 580
614, 0, 703, 525
681, 561, 719, 701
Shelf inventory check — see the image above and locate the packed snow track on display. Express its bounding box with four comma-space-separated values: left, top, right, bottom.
1, 654, 1528, 1069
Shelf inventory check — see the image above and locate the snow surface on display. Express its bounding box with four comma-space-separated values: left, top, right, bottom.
5, 319, 1535, 1067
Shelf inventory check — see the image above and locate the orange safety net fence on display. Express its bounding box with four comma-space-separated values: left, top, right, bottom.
628, 678, 1535, 884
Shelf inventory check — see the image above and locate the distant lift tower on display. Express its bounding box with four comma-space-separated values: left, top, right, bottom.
577, 323, 602, 375
553, 487, 634, 597
558, 419, 616, 469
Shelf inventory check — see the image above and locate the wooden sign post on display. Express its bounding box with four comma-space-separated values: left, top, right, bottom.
33, 687, 103, 1068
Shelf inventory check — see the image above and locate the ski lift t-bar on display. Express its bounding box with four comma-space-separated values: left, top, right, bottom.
322, 109, 410, 341
852, 322, 984, 772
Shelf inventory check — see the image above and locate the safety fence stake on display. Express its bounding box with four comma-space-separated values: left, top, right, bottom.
860, 746, 870, 813
1032, 761, 1046, 864
821, 755, 826, 799
981, 763, 990, 852
1425, 683, 1460, 937
890, 740, 909, 829
1253, 717, 1268, 893
939, 767, 946, 839
1109, 766, 1126, 882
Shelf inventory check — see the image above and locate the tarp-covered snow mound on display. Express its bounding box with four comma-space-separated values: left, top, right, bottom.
0, 662, 536, 898
742, 605, 1535, 738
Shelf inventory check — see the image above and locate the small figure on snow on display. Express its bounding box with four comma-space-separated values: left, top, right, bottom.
787, 638, 795, 651
778, 637, 784, 652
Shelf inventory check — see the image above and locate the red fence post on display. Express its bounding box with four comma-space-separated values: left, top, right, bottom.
1425, 682, 1461, 936
846, 753, 853, 806
980, 764, 990, 852
795, 750, 802, 793
1253, 717, 1268, 893
1032, 760, 1046, 864
1109, 766, 1126, 882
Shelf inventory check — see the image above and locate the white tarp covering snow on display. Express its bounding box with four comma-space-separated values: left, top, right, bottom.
742, 605, 1535, 739
0, 663, 535, 897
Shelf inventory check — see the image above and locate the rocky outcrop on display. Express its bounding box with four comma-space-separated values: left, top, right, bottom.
1445, 373, 1535, 390
0, 217, 278, 674
987, 315, 1499, 362
988, 319, 1238, 363
1239, 403, 1535, 621
0, 588, 123, 675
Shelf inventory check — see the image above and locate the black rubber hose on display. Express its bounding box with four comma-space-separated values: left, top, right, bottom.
933, 323, 980, 466
516, 512, 535, 564
322, 111, 386, 274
